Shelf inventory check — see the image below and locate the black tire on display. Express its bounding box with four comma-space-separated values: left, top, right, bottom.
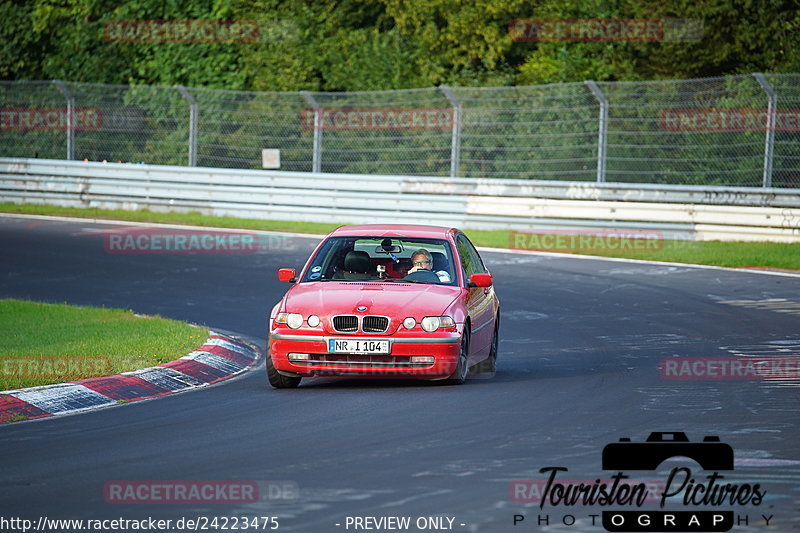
476, 315, 499, 374
444, 326, 470, 385
266, 352, 301, 389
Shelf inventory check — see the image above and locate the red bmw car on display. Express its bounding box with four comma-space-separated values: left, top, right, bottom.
267, 224, 500, 388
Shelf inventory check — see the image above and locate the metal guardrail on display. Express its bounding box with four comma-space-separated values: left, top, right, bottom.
1, 158, 799, 242
2, 74, 800, 188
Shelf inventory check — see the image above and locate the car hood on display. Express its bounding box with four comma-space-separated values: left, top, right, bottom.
283, 281, 460, 318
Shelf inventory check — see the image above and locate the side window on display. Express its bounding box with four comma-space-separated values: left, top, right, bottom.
456, 234, 477, 279
456, 234, 487, 283
464, 235, 487, 274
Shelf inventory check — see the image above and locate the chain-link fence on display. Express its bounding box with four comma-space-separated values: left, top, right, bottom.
1, 74, 798, 187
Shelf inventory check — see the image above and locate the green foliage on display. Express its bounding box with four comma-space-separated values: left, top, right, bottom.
514, 0, 800, 84
2, 0, 798, 89
2, 0, 246, 88
2, 1, 798, 185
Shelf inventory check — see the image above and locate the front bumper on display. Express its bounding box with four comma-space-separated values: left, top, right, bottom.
269, 331, 461, 379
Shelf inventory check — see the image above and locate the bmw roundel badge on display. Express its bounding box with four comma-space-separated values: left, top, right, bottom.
356, 306, 368, 312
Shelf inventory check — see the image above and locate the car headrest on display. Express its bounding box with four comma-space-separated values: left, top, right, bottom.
430, 251, 448, 271
344, 250, 372, 273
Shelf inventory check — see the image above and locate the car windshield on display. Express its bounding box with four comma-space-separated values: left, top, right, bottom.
300, 236, 458, 286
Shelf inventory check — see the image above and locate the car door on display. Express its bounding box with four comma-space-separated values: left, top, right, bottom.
455, 233, 496, 362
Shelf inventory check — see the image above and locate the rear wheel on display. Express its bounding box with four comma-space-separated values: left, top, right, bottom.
444, 327, 470, 385
266, 352, 301, 389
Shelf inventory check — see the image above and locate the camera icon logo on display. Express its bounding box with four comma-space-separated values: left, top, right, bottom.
602, 432, 734, 471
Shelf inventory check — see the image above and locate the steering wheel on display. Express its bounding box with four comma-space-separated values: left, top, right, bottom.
403, 270, 441, 283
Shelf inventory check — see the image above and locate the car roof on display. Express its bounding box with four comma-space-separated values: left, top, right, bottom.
328, 224, 459, 240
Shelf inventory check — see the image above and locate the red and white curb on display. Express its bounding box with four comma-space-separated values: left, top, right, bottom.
0, 331, 260, 424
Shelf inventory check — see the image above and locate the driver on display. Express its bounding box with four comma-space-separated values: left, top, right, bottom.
407, 248, 451, 283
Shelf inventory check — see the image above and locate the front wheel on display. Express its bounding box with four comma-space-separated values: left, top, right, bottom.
266, 352, 301, 389
444, 327, 470, 385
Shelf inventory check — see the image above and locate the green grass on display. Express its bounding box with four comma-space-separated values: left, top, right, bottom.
470, 229, 800, 270
0, 299, 208, 390
1, 202, 798, 270
0, 203, 338, 235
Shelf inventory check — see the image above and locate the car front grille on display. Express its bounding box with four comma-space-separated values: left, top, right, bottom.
362, 316, 389, 333
332, 315, 358, 333
331, 315, 389, 333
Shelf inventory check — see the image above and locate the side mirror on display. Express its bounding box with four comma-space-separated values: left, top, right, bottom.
278, 268, 296, 283
467, 273, 492, 288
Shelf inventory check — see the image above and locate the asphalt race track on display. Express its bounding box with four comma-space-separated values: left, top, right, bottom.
1, 215, 799, 533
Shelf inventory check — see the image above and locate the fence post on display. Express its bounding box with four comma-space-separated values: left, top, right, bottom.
753, 73, 776, 188
439, 85, 461, 178
301, 91, 322, 173
176, 85, 198, 167
584, 81, 608, 183
52, 80, 74, 160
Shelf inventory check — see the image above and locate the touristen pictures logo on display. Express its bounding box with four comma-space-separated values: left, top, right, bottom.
511, 432, 772, 532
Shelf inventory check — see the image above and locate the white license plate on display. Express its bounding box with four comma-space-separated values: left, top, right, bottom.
328, 338, 390, 354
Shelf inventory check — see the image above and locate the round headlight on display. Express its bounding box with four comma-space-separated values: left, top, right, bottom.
421, 316, 441, 332
307, 314, 321, 327
403, 317, 416, 330
286, 313, 303, 329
